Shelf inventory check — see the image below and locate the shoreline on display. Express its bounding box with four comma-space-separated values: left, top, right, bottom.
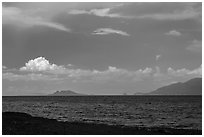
2, 112, 202, 135
3, 95, 202, 97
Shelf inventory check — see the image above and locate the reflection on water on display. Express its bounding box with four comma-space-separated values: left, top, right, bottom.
2, 96, 202, 130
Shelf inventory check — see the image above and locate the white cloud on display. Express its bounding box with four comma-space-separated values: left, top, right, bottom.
67, 64, 74, 67
69, 8, 133, 19
3, 66, 7, 69
2, 72, 61, 81
165, 30, 181, 36
92, 28, 130, 36
20, 57, 65, 72
186, 40, 202, 53
156, 55, 161, 61
68, 3, 201, 22
69, 66, 153, 82
8, 57, 154, 82
137, 6, 200, 20
5, 65, 153, 82
167, 65, 202, 77
6, 57, 202, 83
4, 64, 202, 83
3, 6, 70, 32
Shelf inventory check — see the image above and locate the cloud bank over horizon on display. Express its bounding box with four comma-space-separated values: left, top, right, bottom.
3, 57, 202, 95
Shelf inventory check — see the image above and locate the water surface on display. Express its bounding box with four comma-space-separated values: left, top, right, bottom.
2, 95, 202, 130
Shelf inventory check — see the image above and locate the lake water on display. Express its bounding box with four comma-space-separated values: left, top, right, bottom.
2, 95, 202, 130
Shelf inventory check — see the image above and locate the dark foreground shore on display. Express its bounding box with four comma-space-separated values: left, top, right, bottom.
2, 112, 202, 135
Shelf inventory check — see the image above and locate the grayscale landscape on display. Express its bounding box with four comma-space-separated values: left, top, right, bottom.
2, 2, 202, 135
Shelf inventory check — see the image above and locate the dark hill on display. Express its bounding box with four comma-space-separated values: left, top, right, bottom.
49, 90, 84, 96
148, 78, 202, 95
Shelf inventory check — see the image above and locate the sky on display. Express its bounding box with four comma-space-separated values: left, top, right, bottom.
2, 2, 202, 95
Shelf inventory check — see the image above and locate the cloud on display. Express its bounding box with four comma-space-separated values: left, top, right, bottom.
153, 66, 163, 79
152, 65, 202, 86
5, 64, 202, 83
88, 66, 153, 82
5, 57, 202, 84
67, 64, 74, 67
3, 6, 70, 32
68, 3, 201, 22
165, 30, 181, 36
69, 8, 133, 19
20, 57, 65, 72
186, 40, 202, 53
156, 55, 161, 61
3, 66, 7, 69
137, 5, 201, 20
2, 72, 61, 81
92, 28, 130, 36
167, 65, 202, 77
7, 57, 154, 82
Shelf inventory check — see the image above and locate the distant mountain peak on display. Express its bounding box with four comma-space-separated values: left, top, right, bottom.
49, 90, 84, 96
148, 78, 202, 95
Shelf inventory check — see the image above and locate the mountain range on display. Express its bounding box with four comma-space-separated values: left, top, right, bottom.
49, 78, 202, 96
148, 78, 202, 95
